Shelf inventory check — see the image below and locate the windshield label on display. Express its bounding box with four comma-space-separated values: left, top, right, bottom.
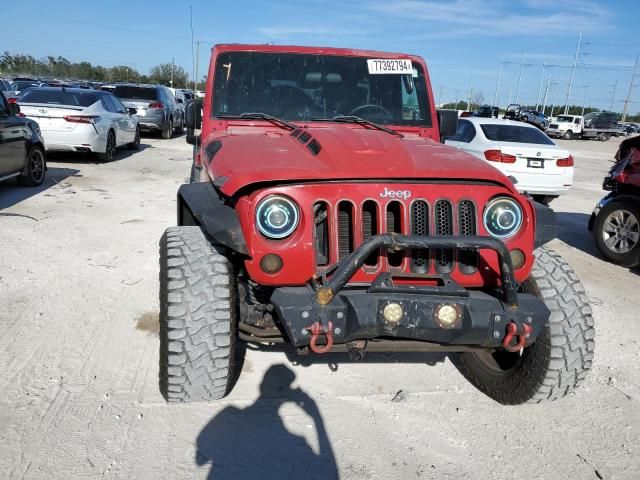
367, 59, 413, 74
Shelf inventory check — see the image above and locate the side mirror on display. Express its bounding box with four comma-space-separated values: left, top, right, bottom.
9, 102, 20, 115
185, 99, 202, 130
437, 109, 458, 143
127, 107, 137, 115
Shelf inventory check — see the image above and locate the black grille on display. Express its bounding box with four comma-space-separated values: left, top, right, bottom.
458, 200, 477, 273
337, 202, 354, 259
362, 200, 379, 266
313, 202, 329, 266
410, 200, 429, 273
386, 201, 403, 267
434, 200, 454, 273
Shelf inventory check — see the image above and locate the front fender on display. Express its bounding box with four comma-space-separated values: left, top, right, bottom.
177, 182, 249, 255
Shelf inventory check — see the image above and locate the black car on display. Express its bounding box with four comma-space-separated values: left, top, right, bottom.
0, 91, 47, 187
583, 111, 619, 129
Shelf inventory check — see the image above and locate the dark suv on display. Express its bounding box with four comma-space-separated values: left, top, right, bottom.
112, 84, 184, 139
0, 91, 46, 186
584, 111, 619, 130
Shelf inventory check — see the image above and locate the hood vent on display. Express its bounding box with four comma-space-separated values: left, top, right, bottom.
291, 129, 322, 156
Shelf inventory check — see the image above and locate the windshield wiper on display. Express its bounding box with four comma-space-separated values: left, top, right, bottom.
216, 112, 297, 131
311, 115, 404, 138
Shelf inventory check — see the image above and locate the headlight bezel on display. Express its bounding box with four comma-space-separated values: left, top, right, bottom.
255, 194, 300, 240
483, 196, 524, 240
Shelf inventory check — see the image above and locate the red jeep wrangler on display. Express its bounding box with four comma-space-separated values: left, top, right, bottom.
160, 44, 594, 404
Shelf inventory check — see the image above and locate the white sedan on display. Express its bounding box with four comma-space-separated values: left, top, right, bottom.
18, 87, 140, 161
445, 117, 573, 204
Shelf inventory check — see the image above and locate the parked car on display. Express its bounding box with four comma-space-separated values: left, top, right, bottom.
18, 87, 140, 161
159, 43, 594, 405
0, 91, 47, 186
445, 117, 573, 204
589, 135, 640, 266
583, 111, 619, 130
519, 109, 548, 130
112, 84, 183, 139
475, 105, 499, 118
0, 79, 12, 93
502, 103, 521, 121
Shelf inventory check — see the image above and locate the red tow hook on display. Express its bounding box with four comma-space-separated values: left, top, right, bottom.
308, 321, 334, 354
502, 321, 533, 352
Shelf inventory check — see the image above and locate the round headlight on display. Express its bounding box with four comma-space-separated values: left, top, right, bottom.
256, 195, 300, 239
483, 197, 523, 239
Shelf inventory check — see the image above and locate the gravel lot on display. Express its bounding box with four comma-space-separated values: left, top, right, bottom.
1, 134, 639, 480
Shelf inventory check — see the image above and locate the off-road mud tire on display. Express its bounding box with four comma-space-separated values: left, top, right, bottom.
452, 246, 595, 404
159, 226, 244, 402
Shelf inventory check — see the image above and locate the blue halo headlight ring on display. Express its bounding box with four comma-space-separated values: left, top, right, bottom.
256, 195, 300, 239
483, 197, 523, 240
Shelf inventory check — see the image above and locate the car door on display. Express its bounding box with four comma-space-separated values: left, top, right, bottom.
0, 93, 27, 175
108, 94, 136, 144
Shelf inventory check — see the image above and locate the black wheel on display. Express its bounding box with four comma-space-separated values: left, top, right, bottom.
159, 226, 245, 402
593, 200, 640, 267
127, 126, 140, 150
452, 246, 594, 404
532, 195, 558, 205
174, 116, 184, 134
521, 116, 529, 123
161, 120, 172, 139
97, 130, 116, 161
597, 132, 611, 142
563, 130, 574, 140
18, 146, 46, 187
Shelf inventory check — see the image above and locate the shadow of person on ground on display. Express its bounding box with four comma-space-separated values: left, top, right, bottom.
195, 364, 339, 480
0, 166, 79, 210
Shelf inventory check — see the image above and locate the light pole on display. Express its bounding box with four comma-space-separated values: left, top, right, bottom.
535, 63, 547, 110
564, 33, 582, 114
493, 52, 503, 107
622, 53, 639, 123
541, 74, 553, 115
581, 84, 589, 116
515, 52, 525, 104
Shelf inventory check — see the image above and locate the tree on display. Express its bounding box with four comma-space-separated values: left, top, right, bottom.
149, 63, 189, 87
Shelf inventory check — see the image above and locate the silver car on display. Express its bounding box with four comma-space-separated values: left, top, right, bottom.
112, 84, 184, 139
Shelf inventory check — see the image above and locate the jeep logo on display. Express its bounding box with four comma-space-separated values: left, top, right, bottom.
380, 187, 412, 200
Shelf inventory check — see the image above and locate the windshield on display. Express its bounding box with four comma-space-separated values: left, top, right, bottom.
480, 124, 555, 145
20, 89, 101, 107
556, 115, 573, 122
212, 52, 431, 126
11, 81, 39, 91
112, 86, 157, 100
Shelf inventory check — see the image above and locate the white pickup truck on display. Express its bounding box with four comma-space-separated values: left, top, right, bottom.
547, 112, 620, 141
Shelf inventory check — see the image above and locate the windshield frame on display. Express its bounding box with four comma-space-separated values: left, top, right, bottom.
210, 50, 433, 129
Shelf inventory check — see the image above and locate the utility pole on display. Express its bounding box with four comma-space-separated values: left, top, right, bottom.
437, 85, 445, 106
194, 40, 204, 94
515, 52, 525, 104
581, 84, 589, 116
541, 74, 553, 115
493, 52, 503, 107
535, 63, 546, 110
454, 88, 460, 108
622, 53, 639, 123
468, 87, 473, 111
170, 58, 175, 87
564, 32, 582, 114
550, 81, 559, 118
609, 80, 618, 111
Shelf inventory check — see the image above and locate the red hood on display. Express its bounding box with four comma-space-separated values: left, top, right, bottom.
207, 124, 516, 197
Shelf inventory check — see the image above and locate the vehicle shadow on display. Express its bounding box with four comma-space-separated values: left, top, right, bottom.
45, 143, 151, 164
555, 211, 640, 276
0, 166, 79, 211
195, 364, 339, 480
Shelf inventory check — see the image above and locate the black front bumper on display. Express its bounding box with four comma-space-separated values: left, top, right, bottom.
271, 234, 549, 349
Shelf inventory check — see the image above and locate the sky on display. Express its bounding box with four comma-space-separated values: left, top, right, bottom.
2, 0, 639, 113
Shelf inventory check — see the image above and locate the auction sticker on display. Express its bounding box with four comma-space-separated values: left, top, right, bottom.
367, 59, 413, 74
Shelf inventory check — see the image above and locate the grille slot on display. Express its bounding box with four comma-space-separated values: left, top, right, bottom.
362, 200, 379, 266
410, 200, 429, 273
458, 200, 478, 274
386, 201, 404, 267
337, 202, 354, 260
434, 200, 454, 273
313, 202, 329, 266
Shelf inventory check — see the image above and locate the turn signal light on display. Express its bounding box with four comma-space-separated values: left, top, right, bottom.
260, 254, 283, 274
484, 149, 517, 164
557, 155, 574, 167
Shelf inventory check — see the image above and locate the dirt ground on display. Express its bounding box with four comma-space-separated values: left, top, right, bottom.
1, 133, 639, 480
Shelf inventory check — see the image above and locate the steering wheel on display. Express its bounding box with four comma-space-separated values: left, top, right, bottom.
349, 104, 393, 119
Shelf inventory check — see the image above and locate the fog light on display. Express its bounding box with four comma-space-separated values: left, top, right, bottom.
434, 304, 461, 329
383, 303, 403, 326
510, 249, 525, 269
260, 254, 283, 274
